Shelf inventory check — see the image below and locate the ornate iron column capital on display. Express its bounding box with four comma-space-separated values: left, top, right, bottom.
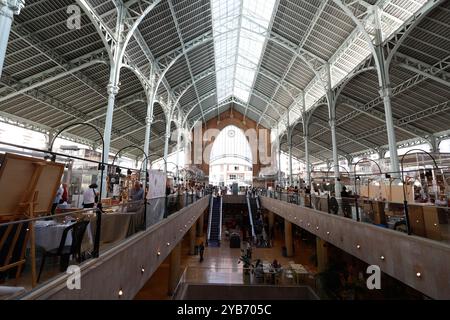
0, 0, 25, 17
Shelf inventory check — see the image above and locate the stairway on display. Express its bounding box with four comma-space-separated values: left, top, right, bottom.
208, 197, 222, 247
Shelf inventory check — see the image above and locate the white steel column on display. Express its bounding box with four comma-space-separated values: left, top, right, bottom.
302, 96, 311, 189
143, 72, 156, 158
304, 132, 311, 189
379, 80, 399, 175
325, 64, 341, 201
288, 130, 293, 186
374, 6, 400, 176
0, 0, 24, 78
287, 113, 293, 186
102, 80, 120, 197
175, 129, 182, 182
329, 117, 341, 198
101, 6, 127, 197
163, 119, 171, 175
277, 135, 282, 186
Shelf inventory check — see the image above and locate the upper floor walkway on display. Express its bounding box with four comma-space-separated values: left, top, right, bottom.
259, 193, 450, 300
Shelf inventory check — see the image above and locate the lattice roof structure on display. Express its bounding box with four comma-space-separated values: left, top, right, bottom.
0, 0, 449, 163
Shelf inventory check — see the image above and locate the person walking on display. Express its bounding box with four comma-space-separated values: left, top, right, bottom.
199, 242, 205, 262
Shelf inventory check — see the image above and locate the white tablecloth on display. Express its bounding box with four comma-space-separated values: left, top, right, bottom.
34, 220, 93, 252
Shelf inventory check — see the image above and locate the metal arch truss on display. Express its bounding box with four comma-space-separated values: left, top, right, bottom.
167, 0, 205, 123
311, 117, 378, 152
337, 95, 431, 139
171, 63, 301, 110
0, 20, 150, 148
301, 52, 450, 145
76, 0, 118, 61
332, 56, 377, 102
187, 96, 278, 132
272, 0, 442, 143
290, 145, 329, 164
77, 0, 162, 57
0, 73, 141, 147
396, 101, 450, 127
182, 85, 288, 129
77, 0, 182, 120
155, 19, 329, 118
269, 0, 329, 128
154, 31, 213, 72
393, 53, 450, 88
384, 0, 445, 66
291, 135, 350, 161
121, 0, 162, 40
312, 100, 450, 158
178, 66, 300, 126
0, 48, 109, 102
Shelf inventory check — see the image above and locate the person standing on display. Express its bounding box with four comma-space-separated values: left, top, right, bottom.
83, 183, 98, 209
61, 183, 68, 203
130, 181, 144, 201
341, 186, 351, 218
199, 242, 205, 262
51, 184, 64, 215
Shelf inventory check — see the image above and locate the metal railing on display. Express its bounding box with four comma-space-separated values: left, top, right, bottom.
0, 140, 212, 297
261, 189, 450, 244
218, 196, 223, 243
207, 195, 214, 243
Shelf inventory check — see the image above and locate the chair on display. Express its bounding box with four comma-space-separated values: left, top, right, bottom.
37, 220, 89, 283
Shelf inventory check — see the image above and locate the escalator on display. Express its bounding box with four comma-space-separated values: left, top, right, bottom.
247, 195, 269, 247
207, 196, 222, 247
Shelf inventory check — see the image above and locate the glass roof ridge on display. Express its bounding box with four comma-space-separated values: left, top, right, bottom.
211, 0, 277, 104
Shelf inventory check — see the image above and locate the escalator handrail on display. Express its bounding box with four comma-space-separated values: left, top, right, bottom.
207, 195, 213, 242
218, 196, 223, 242
246, 196, 256, 240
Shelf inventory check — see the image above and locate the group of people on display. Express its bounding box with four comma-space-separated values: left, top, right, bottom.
173, 183, 207, 198
50, 178, 147, 214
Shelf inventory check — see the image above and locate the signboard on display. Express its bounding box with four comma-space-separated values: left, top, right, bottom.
146, 169, 166, 199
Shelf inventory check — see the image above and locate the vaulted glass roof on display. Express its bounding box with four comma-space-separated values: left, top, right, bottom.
211, 0, 276, 103
2, 0, 449, 163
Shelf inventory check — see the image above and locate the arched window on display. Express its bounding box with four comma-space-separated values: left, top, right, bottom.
209, 125, 253, 186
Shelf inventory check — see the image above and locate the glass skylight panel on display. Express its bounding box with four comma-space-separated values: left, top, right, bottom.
211, 0, 277, 104
211, 0, 241, 102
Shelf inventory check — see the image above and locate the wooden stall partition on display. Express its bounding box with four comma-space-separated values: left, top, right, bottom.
408, 204, 426, 237
422, 206, 442, 241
